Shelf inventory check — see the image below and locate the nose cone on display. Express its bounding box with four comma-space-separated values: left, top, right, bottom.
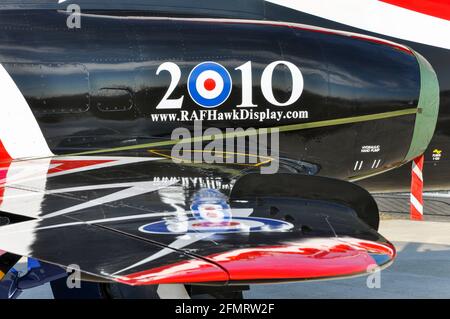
404, 50, 440, 162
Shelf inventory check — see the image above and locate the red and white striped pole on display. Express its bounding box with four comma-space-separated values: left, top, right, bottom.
410, 155, 424, 221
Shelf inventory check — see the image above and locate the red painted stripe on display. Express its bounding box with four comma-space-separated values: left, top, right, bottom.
118, 239, 395, 285
410, 205, 423, 220
188, 18, 412, 55
289, 25, 412, 54
381, 0, 450, 21
115, 259, 228, 286
410, 155, 424, 221
0, 140, 13, 206
0, 140, 11, 161
47, 159, 114, 175
208, 241, 394, 281
349, 35, 412, 54
0, 161, 11, 207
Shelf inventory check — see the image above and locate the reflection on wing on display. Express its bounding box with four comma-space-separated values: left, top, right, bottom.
0, 154, 395, 285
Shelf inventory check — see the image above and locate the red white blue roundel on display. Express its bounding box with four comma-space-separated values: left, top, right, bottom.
139, 217, 293, 234
188, 62, 232, 108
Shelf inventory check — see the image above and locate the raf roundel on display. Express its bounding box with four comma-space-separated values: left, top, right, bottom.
139, 217, 294, 235
188, 62, 232, 108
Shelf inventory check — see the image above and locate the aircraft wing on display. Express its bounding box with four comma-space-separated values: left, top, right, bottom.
0, 153, 395, 285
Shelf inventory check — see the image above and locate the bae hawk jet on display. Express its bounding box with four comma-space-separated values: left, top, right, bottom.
0, 0, 441, 298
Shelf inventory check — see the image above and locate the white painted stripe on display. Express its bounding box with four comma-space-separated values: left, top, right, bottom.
1, 207, 257, 235
1, 181, 177, 219
43, 180, 179, 219
113, 233, 215, 276
46, 156, 161, 178
358, 160, 363, 170
412, 162, 423, 181
112, 208, 253, 275
410, 193, 423, 215
0, 64, 53, 159
0, 159, 52, 218
0, 156, 161, 188
0, 157, 163, 218
266, 0, 450, 50
78, 14, 411, 52
0, 211, 187, 235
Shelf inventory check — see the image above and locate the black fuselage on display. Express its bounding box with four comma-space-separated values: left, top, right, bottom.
0, 6, 438, 184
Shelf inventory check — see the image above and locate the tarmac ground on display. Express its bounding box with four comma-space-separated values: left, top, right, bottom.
16, 194, 450, 299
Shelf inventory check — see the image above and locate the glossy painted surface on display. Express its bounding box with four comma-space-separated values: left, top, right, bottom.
205, 240, 394, 282
12, 0, 444, 191
0, 154, 395, 285
0, 4, 441, 287
259, 2, 450, 191
0, 10, 428, 180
